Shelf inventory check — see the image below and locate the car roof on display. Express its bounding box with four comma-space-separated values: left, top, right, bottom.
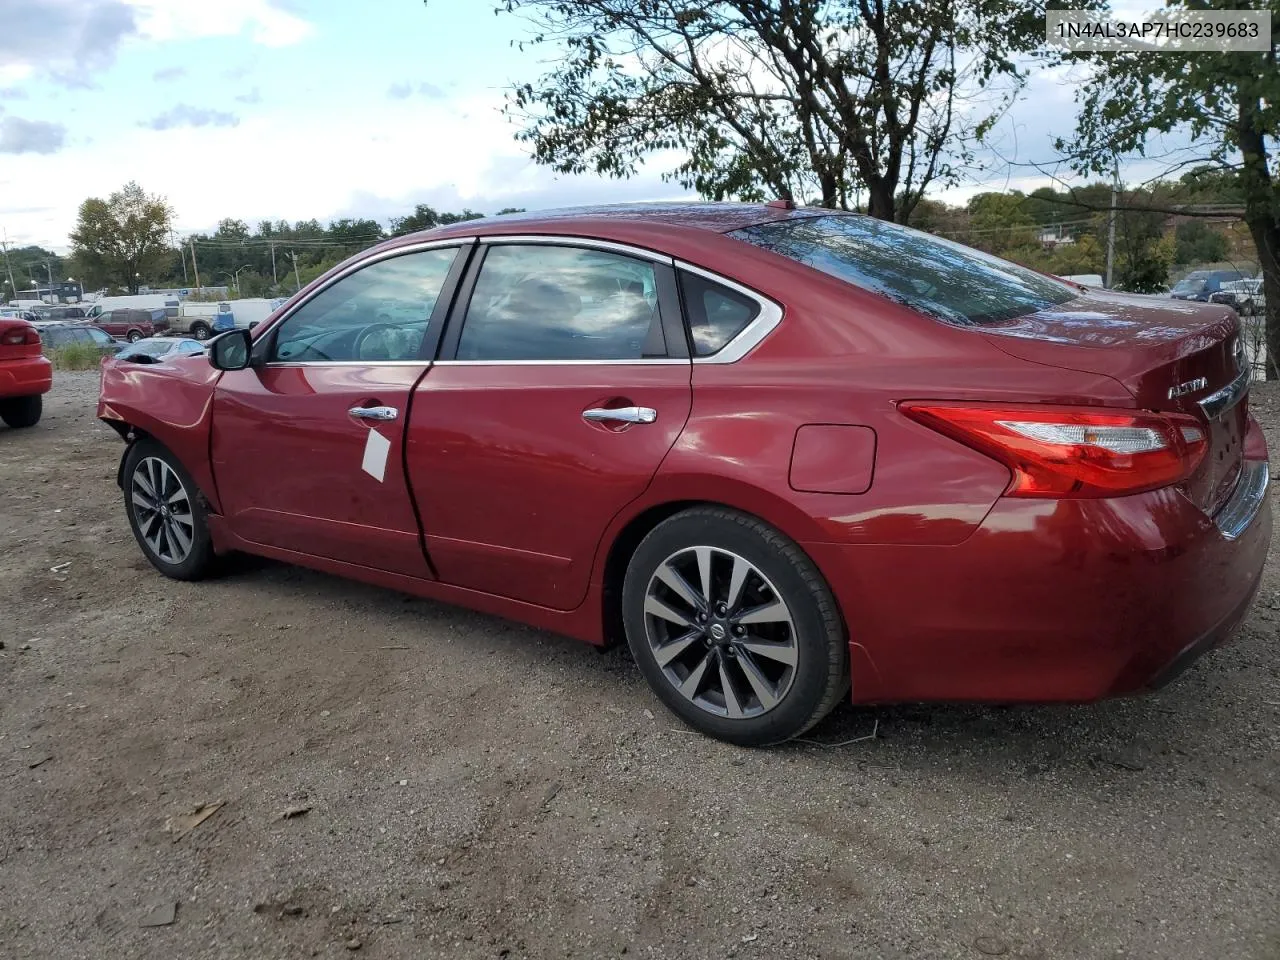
382, 201, 832, 251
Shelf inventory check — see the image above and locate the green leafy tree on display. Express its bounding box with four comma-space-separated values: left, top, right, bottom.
1173, 220, 1230, 265
1058, 0, 1279, 371
495, 0, 1092, 222
966, 191, 1035, 255
69, 182, 173, 294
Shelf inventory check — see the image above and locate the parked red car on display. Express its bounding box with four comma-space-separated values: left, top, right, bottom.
0, 317, 52, 428
97, 203, 1271, 744
94, 308, 169, 342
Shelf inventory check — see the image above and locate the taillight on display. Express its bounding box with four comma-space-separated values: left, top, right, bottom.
900, 403, 1208, 498
0, 327, 40, 346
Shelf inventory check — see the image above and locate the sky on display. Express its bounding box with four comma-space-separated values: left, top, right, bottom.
0, 0, 1188, 252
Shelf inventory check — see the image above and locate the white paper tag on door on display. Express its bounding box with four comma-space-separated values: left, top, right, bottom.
361, 428, 391, 482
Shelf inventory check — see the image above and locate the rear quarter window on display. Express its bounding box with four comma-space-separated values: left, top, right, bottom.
678, 272, 760, 356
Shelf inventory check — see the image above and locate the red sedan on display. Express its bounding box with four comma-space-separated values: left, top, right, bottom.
0, 317, 52, 428
97, 204, 1271, 744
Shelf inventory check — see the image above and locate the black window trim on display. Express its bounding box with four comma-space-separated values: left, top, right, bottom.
435, 235, 689, 365
249, 238, 476, 367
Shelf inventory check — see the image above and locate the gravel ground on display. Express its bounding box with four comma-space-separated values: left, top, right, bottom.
1, 371, 1278, 960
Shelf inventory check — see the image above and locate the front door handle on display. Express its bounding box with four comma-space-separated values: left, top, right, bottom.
582, 406, 658, 425
349, 405, 398, 421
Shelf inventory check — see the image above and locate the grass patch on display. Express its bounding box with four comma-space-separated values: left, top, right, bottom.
46, 342, 103, 371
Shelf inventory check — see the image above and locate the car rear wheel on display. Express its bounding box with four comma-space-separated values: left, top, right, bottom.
123, 439, 215, 580
0, 394, 42, 428
190, 322, 211, 341
622, 506, 848, 746
126, 329, 143, 342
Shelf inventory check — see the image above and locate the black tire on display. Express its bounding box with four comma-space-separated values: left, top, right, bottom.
622, 506, 849, 746
0, 394, 42, 428
126, 329, 143, 343
122, 438, 216, 580
190, 322, 212, 341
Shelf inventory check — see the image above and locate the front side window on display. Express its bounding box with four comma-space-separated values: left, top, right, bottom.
733, 214, 1076, 326
456, 245, 662, 361
84, 327, 113, 346
271, 247, 459, 362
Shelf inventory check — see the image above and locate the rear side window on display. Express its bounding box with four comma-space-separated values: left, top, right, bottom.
456, 245, 662, 361
732, 214, 1075, 326
678, 272, 760, 356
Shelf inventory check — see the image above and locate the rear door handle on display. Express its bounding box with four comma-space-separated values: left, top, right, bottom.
349, 405, 398, 421
582, 406, 658, 425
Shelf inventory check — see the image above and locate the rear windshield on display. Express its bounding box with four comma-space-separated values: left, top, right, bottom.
731, 214, 1076, 326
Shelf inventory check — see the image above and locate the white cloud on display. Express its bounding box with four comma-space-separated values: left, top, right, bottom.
0, 90, 684, 248
126, 0, 315, 47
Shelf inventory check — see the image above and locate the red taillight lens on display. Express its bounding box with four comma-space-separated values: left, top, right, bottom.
901, 403, 1208, 498
1, 327, 40, 346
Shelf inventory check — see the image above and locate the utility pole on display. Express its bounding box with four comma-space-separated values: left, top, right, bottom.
290, 250, 301, 292
0, 228, 17, 301
173, 229, 188, 284
269, 240, 278, 286
190, 239, 202, 291
1105, 160, 1118, 290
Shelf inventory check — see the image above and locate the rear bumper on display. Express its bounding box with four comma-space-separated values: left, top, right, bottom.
806, 446, 1272, 705
0, 356, 53, 398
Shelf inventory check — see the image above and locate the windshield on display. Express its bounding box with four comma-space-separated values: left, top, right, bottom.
118, 339, 173, 357
1171, 272, 1209, 295
731, 214, 1076, 326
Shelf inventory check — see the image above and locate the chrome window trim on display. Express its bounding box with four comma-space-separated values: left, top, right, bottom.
262, 360, 431, 368
431, 358, 689, 367
1214, 459, 1268, 540
252, 238, 471, 347
479, 234, 674, 265
1199, 364, 1251, 420
675, 260, 784, 365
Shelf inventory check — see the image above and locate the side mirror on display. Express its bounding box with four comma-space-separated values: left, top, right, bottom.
209, 328, 253, 371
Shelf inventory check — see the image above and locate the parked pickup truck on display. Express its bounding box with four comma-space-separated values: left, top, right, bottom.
169, 302, 236, 341
92, 308, 171, 343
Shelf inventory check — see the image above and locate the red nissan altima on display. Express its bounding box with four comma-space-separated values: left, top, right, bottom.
98, 203, 1271, 745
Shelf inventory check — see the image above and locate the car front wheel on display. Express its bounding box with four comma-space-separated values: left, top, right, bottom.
0, 394, 42, 428
123, 439, 216, 580
622, 506, 849, 746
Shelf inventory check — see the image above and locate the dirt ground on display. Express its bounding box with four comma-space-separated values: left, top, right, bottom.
2, 372, 1278, 960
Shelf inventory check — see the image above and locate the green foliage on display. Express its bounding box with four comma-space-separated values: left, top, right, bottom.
69, 182, 173, 295
1173, 221, 1229, 266
389, 205, 485, 237
46, 342, 102, 371
497, 0, 1094, 222
1, 245, 66, 296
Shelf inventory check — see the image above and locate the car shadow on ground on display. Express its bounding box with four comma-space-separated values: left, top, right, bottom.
206, 552, 1270, 790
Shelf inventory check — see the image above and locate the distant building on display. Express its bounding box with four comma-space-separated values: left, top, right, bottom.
1038, 227, 1075, 247
16, 281, 83, 303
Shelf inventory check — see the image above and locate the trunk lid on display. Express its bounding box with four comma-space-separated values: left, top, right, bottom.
981, 292, 1247, 514
0, 318, 41, 362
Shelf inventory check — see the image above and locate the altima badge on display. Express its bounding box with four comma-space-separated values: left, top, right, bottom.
1169, 377, 1208, 399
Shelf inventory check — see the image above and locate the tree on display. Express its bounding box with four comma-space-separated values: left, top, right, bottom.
1173, 220, 1229, 265
1058, 0, 1279, 371
498, 0, 1084, 222
69, 182, 173, 294
966, 191, 1034, 255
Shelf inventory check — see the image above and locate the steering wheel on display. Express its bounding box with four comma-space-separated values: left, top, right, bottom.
353, 323, 401, 361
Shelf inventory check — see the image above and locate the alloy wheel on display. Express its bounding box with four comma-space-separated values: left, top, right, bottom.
131, 457, 196, 564
643, 546, 798, 719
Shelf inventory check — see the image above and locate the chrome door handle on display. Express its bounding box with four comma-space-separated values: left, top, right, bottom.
349, 405, 398, 421
582, 406, 658, 425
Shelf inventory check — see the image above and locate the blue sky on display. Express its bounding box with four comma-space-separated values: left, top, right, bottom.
0, 0, 1187, 251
